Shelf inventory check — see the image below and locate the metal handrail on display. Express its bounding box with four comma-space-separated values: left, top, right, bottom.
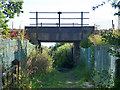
30, 18, 89, 19
29, 11, 89, 27
30, 23, 89, 26
29, 12, 89, 14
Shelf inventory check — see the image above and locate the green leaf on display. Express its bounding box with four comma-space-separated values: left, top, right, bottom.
0, 1, 23, 30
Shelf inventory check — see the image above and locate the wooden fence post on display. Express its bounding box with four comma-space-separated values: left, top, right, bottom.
115, 59, 120, 88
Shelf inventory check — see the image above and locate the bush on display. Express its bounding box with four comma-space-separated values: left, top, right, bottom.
15, 46, 53, 88
53, 43, 74, 68
80, 39, 92, 48
89, 34, 109, 46
26, 48, 53, 75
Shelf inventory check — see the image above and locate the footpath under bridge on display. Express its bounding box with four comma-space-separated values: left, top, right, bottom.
25, 12, 94, 65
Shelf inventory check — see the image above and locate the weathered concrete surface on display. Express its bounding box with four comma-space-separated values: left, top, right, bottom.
73, 42, 81, 66
25, 26, 94, 44
25, 26, 94, 65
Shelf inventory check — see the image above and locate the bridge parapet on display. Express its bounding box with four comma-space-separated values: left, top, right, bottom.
25, 26, 94, 44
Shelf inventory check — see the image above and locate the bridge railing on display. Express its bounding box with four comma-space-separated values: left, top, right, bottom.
29, 12, 89, 27
30, 23, 89, 27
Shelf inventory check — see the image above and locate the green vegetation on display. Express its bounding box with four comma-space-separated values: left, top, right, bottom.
49, 42, 65, 52
101, 30, 120, 57
93, 0, 120, 16
80, 30, 120, 88
17, 61, 90, 88
29, 64, 90, 88
52, 43, 74, 68
15, 48, 53, 88
88, 34, 109, 46
0, 0, 23, 35
3, 29, 120, 89
11, 42, 92, 88
91, 30, 120, 88
80, 39, 92, 48
101, 30, 120, 45
1, 0, 120, 89
17, 31, 120, 88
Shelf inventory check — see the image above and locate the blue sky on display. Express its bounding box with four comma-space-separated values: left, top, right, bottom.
7, 0, 119, 47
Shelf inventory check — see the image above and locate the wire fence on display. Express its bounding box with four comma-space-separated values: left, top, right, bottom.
0, 38, 35, 69
80, 46, 119, 86
80, 46, 118, 72
0, 38, 35, 89
81, 46, 119, 77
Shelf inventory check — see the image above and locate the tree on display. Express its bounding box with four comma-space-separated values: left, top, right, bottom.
93, 0, 120, 16
0, 0, 23, 31
101, 31, 120, 57
49, 43, 65, 52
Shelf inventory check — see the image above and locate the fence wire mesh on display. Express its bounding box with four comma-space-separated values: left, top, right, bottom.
0, 38, 35, 70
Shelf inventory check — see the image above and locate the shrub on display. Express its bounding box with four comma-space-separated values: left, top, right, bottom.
89, 34, 109, 46
80, 39, 92, 48
53, 43, 74, 68
25, 48, 53, 76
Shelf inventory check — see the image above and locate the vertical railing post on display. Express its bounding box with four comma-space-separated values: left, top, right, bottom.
41, 22, 42, 27
81, 12, 83, 27
73, 23, 74, 27
58, 12, 62, 28
36, 12, 38, 27
18, 38, 21, 61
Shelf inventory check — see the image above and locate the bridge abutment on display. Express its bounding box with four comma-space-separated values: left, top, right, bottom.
73, 42, 80, 66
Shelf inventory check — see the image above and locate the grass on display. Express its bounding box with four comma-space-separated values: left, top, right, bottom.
29, 71, 83, 88
24, 64, 91, 88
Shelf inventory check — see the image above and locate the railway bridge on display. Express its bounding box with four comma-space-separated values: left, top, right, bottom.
25, 12, 94, 65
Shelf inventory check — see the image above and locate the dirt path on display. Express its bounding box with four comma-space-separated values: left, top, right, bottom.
57, 72, 77, 88
43, 71, 85, 88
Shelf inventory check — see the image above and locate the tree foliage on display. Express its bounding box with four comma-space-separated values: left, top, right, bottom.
101, 30, 120, 57
49, 43, 65, 51
93, 0, 120, 16
101, 31, 120, 45
0, 0, 23, 30
88, 34, 109, 46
